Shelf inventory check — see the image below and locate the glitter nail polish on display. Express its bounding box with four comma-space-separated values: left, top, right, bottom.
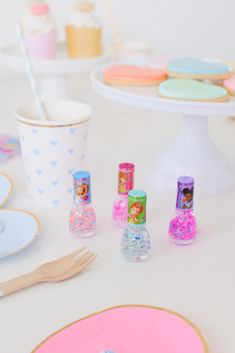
169, 176, 197, 245
113, 163, 135, 228
69, 171, 96, 238
121, 189, 151, 262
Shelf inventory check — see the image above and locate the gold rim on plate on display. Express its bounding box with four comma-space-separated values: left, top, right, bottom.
0, 173, 14, 208
31, 304, 209, 353
0, 208, 40, 259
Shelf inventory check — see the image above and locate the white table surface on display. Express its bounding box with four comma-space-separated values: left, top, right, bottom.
0, 73, 235, 353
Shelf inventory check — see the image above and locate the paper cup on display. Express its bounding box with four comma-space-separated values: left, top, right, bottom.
24, 31, 57, 59
15, 100, 92, 206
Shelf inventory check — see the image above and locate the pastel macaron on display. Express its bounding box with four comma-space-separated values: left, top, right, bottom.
167, 58, 231, 80
103, 65, 167, 86
159, 78, 229, 102
223, 74, 235, 96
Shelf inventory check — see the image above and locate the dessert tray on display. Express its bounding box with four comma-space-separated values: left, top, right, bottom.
32, 305, 208, 353
0, 43, 109, 99
92, 64, 235, 196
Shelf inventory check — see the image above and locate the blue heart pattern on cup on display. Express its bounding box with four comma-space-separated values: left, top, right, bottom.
52, 200, 60, 206
51, 160, 58, 167
68, 148, 75, 155
33, 149, 40, 155
52, 180, 59, 187
26, 130, 87, 204
50, 140, 58, 146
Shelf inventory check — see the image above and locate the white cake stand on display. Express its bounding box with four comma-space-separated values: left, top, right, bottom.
91, 68, 235, 196
0, 43, 109, 99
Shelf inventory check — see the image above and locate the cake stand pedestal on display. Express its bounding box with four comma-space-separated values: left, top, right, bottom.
92, 68, 235, 196
0, 43, 109, 99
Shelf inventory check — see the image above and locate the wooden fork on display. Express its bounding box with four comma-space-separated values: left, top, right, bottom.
0, 247, 96, 297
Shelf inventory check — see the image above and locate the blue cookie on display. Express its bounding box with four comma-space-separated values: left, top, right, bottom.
167, 58, 231, 80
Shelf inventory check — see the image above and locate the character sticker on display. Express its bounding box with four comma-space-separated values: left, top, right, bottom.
118, 170, 134, 194
177, 186, 194, 210
75, 181, 90, 204
128, 198, 146, 225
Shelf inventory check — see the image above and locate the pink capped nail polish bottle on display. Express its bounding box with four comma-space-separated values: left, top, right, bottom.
112, 163, 135, 228
69, 171, 96, 238
169, 176, 197, 245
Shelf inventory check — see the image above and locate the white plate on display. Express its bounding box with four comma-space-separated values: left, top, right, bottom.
0, 174, 13, 207
0, 209, 39, 259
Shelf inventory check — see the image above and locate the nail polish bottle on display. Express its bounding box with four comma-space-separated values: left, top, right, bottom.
169, 176, 197, 245
113, 163, 135, 228
69, 171, 96, 238
121, 189, 151, 262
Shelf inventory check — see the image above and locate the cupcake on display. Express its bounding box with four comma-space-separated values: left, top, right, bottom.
66, 1, 102, 59
20, 1, 57, 59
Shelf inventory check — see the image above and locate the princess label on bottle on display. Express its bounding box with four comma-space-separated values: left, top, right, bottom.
69, 171, 96, 238
169, 176, 197, 245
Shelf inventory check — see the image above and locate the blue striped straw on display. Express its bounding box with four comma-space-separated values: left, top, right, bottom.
16, 23, 48, 121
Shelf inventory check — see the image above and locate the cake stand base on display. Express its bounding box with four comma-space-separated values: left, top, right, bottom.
150, 114, 235, 196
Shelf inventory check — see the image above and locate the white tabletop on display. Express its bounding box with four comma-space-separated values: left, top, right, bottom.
0, 73, 235, 353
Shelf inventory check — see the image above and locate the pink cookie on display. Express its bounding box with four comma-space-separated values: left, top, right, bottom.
224, 74, 235, 96
103, 65, 167, 86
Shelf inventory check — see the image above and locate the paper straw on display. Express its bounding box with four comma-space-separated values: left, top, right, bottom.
100, 0, 123, 48
16, 23, 48, 121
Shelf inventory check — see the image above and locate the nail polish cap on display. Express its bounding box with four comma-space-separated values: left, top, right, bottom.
73, 171, 91, 205
118, 163, 135, 195
176, 176, 194, 210
128, 189, 146, 225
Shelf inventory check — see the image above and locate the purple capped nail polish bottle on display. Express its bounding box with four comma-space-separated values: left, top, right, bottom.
169, 176, 197, 245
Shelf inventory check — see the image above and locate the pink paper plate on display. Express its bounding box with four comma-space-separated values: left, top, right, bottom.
32, 305, 209, 353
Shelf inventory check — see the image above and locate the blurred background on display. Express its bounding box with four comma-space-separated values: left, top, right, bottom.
0, 0, 234, 61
